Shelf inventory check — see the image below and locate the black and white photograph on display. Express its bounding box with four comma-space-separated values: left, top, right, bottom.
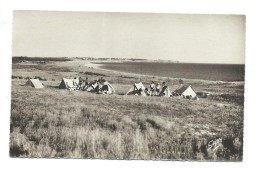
9, 10, 246, 161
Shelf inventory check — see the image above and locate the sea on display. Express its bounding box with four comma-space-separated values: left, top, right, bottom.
96, 62, 245, 82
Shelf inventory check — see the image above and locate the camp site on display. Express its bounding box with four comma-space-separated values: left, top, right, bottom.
10, 57, 244, 160
10, 11, 245, 161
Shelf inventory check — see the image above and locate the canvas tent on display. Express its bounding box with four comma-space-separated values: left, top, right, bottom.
84, 80, 115, 94
126, 82, 147, 96
86, 80, 99, 92
174, 85, 197, 98
25, 79, 44, 88
100, 81, 116, 94
159, 86, 172, 97
59, 78, 79, 90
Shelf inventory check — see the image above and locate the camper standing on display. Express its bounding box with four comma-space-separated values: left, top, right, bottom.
150, 81, 156, 96
83, 77, 89, 90
78, 77, 83, 90
73, 77, 79, 89
96, 78, 104, 94
156, 82, 161, 96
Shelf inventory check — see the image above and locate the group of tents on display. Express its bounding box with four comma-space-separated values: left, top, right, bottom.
25, 78, 116, 94
126, 82, 198, 99
25, 78, 198, 99
59, 78, 116, 94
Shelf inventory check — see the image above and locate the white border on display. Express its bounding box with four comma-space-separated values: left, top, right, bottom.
1, 0, 260, 169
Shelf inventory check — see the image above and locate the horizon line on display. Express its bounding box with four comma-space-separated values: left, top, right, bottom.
12, 56, 245, 65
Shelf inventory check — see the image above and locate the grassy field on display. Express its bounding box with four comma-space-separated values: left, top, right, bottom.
10, 59, 244, 161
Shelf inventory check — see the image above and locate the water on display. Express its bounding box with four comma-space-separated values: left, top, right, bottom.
96, 62, 245, 82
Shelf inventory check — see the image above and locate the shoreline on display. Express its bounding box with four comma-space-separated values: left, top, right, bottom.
86, 61, 245, 84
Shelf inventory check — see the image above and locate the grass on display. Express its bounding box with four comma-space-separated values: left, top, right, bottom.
10, 59, 244, 161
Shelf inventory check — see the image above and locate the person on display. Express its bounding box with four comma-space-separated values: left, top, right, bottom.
162, 82, 166, 87
98, 77, 105, 83
156, 82, 161, 96
150, 81, 156, 96
159, 82, 167, 96
98, 77, 101, 82
179, 79, 183, 84
83, 77, 89, 90
78, 77, 83, 90
73, 77, 79, 90
145, 88, 149, 96
95, 79, 102, 93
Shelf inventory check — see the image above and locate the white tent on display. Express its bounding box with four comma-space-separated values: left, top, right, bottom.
59, 78, 79, 89
174, 85, 197, 98
100, 81, 116, 94
85, 80, 115, 94
25, 79, 44, 88
126, 82, 147, 96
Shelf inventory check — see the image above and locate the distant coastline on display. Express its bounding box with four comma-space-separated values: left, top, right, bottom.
93, 61, 245, 82
12, 56, 245, 65
12, 56, 245, 82
12, 56, 181, 63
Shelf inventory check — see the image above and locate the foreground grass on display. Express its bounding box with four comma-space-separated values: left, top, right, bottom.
10, 82, 243, 160
10, 60, 244, 161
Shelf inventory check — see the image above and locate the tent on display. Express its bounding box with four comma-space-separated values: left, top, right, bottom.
174, 85, 197, 98
25, 79, 44, 88
126, 82, 147, 96
85, 80, 115, 94
159, 86, 172, 97
86, 80, 99, 92
100, 81, 116, 94
59, 78, 79, 89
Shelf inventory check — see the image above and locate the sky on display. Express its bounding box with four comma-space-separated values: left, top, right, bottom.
12, 10, 245, 64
